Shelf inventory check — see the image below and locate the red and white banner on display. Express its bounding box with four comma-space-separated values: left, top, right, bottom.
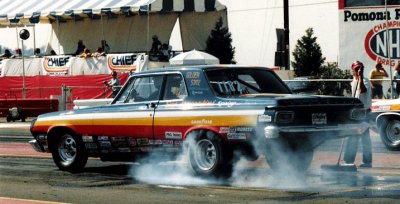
42, 56, 71, 75
0, 53, 147, 77
107, 53, 146, 72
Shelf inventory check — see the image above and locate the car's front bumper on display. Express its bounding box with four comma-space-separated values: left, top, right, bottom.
29, 139, 46, 153
264, 122, 370, 139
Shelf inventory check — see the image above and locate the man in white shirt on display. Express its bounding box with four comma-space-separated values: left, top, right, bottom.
344, 61, 372, 168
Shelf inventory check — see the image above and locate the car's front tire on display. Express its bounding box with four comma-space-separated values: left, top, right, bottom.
51, 131, 88, 172
379, 119, 400, 151
264, 137, 314, 172
187, 131, 233, 178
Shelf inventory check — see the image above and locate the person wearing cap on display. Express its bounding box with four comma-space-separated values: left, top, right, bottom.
104, 71, 121, 98
369, 62, 388, 99
344, 61, 372, 168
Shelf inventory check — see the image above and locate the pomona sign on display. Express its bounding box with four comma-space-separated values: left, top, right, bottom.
339, 5, 400, 71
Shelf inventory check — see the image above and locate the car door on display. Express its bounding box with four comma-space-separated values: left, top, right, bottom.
91, 75, 164, 142
153, 74, 188, 146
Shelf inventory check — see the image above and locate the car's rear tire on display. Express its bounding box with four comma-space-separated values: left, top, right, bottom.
265, 138, 314, 172
379, 119, 400, 151
51, 131, 88, 173
187, 131, 233, 178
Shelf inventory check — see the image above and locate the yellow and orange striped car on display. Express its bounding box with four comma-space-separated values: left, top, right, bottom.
29, 65, 369, 177
372, 99, 400, 150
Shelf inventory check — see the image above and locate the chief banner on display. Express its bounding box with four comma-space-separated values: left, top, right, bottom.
42, 56, 71, 75
106, 53, 146, 72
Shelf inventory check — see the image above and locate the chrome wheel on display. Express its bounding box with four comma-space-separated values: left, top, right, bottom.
58, 134, 77, 165
385, 120, 400, 146
193, 139, 217, 171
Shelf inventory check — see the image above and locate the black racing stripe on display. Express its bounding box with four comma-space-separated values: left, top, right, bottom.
184, 0, 195, 11
162, 0, 174, 12
205, 0, 216, 11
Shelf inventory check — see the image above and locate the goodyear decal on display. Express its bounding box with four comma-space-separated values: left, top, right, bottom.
42, 56, 70, 75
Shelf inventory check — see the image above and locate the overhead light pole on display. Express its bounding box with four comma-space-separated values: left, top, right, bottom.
284, 0, 290, 70
19, 29, 30, 99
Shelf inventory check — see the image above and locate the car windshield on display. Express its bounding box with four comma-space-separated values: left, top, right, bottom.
206, 68, 291, 97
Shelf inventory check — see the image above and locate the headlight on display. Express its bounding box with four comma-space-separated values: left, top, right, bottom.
30, 118, 37, 134
276, 111, 294, 123
350, 108, 366, 120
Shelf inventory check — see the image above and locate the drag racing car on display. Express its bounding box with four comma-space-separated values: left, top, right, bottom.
371, 99, 400, 151
29, 65, 369, 177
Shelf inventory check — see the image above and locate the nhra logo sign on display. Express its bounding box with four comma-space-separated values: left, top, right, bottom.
365, 21, 400, 66
42, 56, 70, 74
107, 54, 141, 71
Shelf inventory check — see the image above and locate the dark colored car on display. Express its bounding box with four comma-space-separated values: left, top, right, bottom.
29, 65, 369, 177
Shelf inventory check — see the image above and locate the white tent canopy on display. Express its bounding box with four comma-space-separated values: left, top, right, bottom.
169, 49, 219, 65
0, 0, 227, 55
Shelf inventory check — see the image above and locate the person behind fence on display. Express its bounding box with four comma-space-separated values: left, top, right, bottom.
49, 50, 57, 56
369, 62, 388, 99
75, 40, 86, 56
101, 40, 110, 54
150, 35, 162, 57
104, 71, 121, 98
0, 49, 12, 59
394, 62, 400, 98
92, 47, 106, 57
33, 48, 42, 57
80, 48, 92, 58
11, 48, 22, 58
344, 60, 372, 168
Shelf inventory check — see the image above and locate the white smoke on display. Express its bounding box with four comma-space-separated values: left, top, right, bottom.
129, 144, 311, 189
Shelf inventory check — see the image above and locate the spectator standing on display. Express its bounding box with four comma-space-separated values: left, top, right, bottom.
344, 61, 372, 168
101, 40, 110, 54
369, 62, 388, 99
394, 63, 400, 98
150, 35, 162, 55
104, 71, 121, 98
75, 40, 86, 56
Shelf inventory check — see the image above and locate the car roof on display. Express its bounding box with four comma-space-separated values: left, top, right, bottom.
134, 65, 272, 75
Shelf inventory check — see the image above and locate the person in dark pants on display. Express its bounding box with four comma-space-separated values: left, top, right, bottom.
344, 61, 373, 168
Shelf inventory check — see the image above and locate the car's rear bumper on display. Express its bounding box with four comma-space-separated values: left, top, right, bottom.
264, 122, 370, 139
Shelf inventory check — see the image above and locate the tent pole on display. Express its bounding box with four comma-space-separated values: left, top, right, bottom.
15, 27, 20, 50
101, 14, 105, 45
22, 39, 26, 99
385, 0, 394, 98
33, 24, 36, 51
57, 17, 60, 55
147, 4, 150, 54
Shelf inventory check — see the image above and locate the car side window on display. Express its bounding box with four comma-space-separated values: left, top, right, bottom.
114, 75, 164, 104
162, 74, 187, 100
